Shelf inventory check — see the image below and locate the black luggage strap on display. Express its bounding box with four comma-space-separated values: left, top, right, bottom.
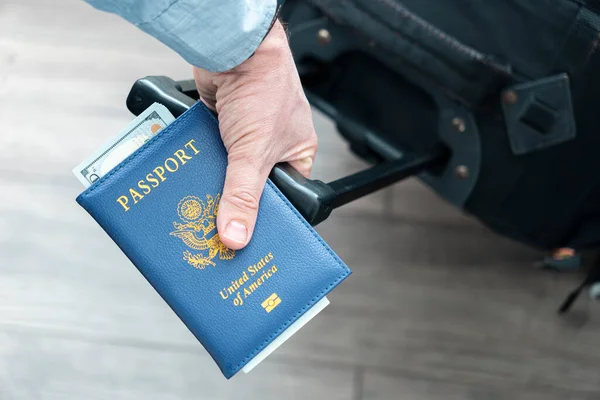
554, 4, 600, 76
559, 255, 600, 313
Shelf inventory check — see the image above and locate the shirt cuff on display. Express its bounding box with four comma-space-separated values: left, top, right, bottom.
138, 0, 280, 72
264, 0, 285, 40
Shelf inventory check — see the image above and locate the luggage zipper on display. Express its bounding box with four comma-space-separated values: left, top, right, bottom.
370, 0, 512, 77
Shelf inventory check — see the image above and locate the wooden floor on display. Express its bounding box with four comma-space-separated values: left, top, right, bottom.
1, 1, 600, 399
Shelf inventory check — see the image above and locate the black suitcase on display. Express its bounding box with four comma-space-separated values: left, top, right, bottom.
283, 0, 600, 251
126, 0, 600, 311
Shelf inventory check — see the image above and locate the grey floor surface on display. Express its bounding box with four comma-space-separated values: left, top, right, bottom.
1, 1, 600, 399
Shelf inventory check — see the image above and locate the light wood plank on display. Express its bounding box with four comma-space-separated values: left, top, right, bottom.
0, 330, 354, 400
361, 370, 595, 400
0, 0, 176, 56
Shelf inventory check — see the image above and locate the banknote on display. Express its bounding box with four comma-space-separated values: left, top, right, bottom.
73, 103, 175, 188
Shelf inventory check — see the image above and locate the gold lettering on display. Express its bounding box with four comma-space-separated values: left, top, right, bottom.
114, 139, 203, 212
174, 149, 192, 165
231, 263, 278, 302
164, 157, 179, 173
268, 252, 274, 260
219, 289, 229, 300
185, 139, 200, 155
234, 291, 243, 306
153, 166, 167, 182
116, 196, 130, 212
129, 188, 144, 204
138, 180, 151, 195
146, 173, 160, 188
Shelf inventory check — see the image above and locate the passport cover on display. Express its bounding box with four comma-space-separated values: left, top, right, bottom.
76, 101, 352, 378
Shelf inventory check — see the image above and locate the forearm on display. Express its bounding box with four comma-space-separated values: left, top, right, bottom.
83, 0, 281, 72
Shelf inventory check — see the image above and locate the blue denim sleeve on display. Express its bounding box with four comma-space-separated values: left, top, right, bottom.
83, 0, 278, 72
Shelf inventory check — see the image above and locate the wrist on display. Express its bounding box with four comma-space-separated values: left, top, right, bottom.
203, 12, 292, 88
234, 8, 289, 71
222, 19, 289, 78
260, 20, 289, 56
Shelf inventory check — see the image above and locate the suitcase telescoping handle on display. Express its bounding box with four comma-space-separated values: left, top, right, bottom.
126, 76, 447, 226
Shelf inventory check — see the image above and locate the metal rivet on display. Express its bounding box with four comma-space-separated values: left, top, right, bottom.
455, 165, 469, 179
503, 90, 518, 105
317, 29, 332, 45
452, 117, 466, 133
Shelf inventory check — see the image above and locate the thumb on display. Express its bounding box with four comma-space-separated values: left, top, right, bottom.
217, 152, 270, 250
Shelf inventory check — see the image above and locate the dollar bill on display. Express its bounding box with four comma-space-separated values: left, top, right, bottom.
73, 103, 175, 188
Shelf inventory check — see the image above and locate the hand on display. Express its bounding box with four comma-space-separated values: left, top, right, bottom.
194, 20, 317, 250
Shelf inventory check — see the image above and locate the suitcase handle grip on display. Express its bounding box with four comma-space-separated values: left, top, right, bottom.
126, 76, 448, 225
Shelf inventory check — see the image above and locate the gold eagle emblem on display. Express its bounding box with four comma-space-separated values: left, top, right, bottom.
170, 194, 235, 269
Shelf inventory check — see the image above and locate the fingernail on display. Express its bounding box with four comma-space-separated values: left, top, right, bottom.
224, 221, 248, 244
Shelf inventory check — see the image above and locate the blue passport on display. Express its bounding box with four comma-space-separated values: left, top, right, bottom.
76, 101, 352, 378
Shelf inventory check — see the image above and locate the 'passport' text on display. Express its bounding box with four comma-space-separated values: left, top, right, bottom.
116, 139, 200, 212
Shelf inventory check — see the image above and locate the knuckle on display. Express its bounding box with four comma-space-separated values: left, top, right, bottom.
225, 189, 261, 213
228, 150, 257, 169
229, 148, 274, 175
